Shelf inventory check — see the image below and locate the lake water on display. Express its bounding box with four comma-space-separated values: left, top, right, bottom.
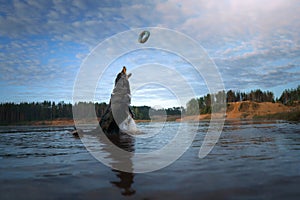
0, 121, 299, 199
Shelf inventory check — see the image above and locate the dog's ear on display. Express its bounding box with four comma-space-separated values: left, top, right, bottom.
127, 73, 132, 79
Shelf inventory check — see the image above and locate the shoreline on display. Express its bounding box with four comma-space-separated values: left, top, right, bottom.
178, 101, 299, 122
1, 115, 297, 127
1, 102, 299, 126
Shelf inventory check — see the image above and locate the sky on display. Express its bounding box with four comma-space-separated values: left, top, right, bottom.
0, 0, 299, 107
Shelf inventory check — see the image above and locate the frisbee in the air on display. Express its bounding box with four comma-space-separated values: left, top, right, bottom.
138, 30, 150, 43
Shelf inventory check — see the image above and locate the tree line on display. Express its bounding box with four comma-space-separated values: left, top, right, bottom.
0, 101, 72, 125
186, 90, 227, 115
1, 86, 299, 124
186, 86, 300, 115
226, 89, 274, 103
132, 106, 183, 120
0, 101, 183, 125
278, 85, 300, 105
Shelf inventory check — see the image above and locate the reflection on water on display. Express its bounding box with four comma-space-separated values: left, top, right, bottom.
111, 169, 135, 196
89, 128, 136, 196
0, 121, 299, 199
103, 133, 136, 196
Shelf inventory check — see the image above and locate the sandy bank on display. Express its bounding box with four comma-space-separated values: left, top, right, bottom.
178, 101, 298, 122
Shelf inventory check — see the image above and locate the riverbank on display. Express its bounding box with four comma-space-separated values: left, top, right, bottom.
179, 101, 300, 122
1, 102, 299, 126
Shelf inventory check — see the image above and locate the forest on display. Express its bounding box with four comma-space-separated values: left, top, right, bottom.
0, 86, 299, 125
0, 101, 182, 125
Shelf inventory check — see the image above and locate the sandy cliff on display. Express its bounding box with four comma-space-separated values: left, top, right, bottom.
179, 101, 298, 121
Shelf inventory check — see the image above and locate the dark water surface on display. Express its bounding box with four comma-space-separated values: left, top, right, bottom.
0, 121, 299, 199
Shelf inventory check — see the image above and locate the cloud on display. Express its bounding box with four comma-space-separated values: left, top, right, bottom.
0, 38, 79, 83
156, 0, 299, 40
0, 38, 81, 103
152, 0, 300, 93
1, 0, 299, 48
213, 41, 300, 93
0, 0, 299, 104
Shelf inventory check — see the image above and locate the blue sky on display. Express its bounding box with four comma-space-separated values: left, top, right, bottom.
0, 0, 299, 107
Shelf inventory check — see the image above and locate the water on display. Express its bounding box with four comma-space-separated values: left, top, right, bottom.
0, 121, 299, 199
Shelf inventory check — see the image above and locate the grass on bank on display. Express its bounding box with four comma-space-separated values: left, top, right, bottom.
253, 110, 300, 122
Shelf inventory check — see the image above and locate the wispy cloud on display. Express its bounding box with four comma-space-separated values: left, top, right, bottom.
0, 0, 299, 104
